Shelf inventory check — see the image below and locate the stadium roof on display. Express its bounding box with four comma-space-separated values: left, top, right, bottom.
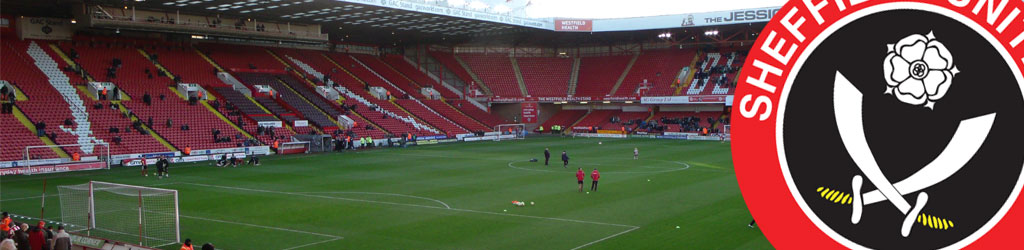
2, 0, 774, 46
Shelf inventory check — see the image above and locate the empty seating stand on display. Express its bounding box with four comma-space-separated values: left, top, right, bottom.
576, 55, 631, 97
145, 44, 225, 87
616, 49, 696, 96
458, 53, 522, 97
517, 57, 572, 97
428, 51, 477, 87
449, 100, 507, 129
381, 55, 460, 99
573, 110, 618, 130
197, 43, 282, 71
395, 99, 468, 135
421, 100, 490, 132
236, 73, 337, 131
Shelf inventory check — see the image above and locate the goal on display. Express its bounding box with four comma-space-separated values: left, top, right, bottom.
494, 124, 526, 141
722, 125, 731, 141
58, 181, 180, 247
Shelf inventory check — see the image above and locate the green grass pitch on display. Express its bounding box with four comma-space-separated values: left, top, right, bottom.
0, 137, 771, 249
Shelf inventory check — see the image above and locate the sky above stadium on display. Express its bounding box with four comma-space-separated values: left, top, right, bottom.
441, 0, 787, 19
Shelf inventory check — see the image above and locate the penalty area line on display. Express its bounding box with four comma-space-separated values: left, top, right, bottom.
570, 226, 639, 250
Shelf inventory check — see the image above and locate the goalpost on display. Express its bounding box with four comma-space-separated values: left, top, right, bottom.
494, 124, 526, 141
58, 181, 180, 247
722, 125, 731, 141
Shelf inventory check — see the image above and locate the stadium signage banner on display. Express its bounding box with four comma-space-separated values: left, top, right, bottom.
554, 19, 593, 32
17, 17, 72, 40
343, 0, 550, 29
489, 96, 640, 103
0, 158, 66, 168
655, 135, 688, 140
572, 133, 627, 138
733, 0, 1024, 248
419, 135, 448, 140
192, 146, 272, 156
257, 121, 283, 128
462, 135, 515, 142
640, 95, 731, 104
69, 234, 106, 249
294, 120, 309, 127
521, 102, 538, 123
589, 7, 781, 32
0, 162, 106, 176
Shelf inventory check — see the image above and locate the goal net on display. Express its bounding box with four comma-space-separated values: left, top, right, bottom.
58, 181, 180, 247
494, 124, 526, 141
722, 125, 731, 141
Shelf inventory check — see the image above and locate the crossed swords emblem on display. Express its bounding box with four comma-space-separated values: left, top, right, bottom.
827, 72, 996, 237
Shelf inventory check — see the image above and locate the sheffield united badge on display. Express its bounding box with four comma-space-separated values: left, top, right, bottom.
732, 0, 1024, 248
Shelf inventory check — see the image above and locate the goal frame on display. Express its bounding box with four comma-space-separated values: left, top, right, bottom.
494, 124, 526, 141
63, 181, 180, 246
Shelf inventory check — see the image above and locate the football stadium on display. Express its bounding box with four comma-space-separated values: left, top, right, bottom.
0, 0, 780, 249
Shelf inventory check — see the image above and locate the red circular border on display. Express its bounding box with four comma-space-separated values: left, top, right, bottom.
732, 0, 1024, 248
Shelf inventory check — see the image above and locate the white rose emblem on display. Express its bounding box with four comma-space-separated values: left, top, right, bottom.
883, 32, 960, 109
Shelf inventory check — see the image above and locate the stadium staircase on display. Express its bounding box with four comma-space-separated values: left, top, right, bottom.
509, 57, 529, 97
24, 41, 109, 155
608, 54, 640, 96
567, 57, 581, 96
674, 53, 702, 95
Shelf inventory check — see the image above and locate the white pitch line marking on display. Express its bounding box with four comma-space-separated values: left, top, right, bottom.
297, 191, 451, 209
282, 237, 343, 250
507, 160, 691, 174
181, 182, 638, 228
570, 226, 639, 250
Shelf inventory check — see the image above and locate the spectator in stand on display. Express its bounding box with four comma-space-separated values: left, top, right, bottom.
35, 122, 45, 137
180, 239, 194, 250
0, 212, 11, 239
51, 226, 70, 250
0, 239, 14, 250
28, 222, 44, 250
42, 226, 53, 250
13, 223, 28, 250
143, 93, 152, 106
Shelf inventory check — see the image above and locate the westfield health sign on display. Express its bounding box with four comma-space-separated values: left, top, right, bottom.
554, 19, 592, 32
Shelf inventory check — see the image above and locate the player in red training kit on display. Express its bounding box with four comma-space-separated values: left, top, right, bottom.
590, 168, 600, 192
576, 168, 585, 192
